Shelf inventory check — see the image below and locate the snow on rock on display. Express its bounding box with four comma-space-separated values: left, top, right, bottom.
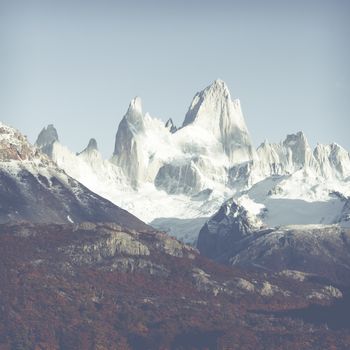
0, 122, 37, 161
314, 143, 350, 179
196, 198, 263, 261
30, 80, 350, 244
111, 97, 147, 188
110, 80, 256, 193
78, 138, 98, 154
165, 118, 177, 133
182, 79, 255, 165
35, 124, 59, 147
0, 122, 149, 230
35, 124, 59, 157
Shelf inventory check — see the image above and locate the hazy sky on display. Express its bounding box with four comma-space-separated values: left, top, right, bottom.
1, 0, 349, 156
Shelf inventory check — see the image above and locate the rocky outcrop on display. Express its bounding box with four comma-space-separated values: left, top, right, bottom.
183, 79, 255, 164
155, 161, 203, 195
0, 123, 36, 161
61, 229, 150, 265
111, 97, 145, 188
307, 286, 343, 301
154, 231, 197, 258
313, 143, 350, 179
102, 257, 170, 277
229, 225, 350, 280
1, 221, 349, 348
35, 124, 59, 157
197, 199, 263, 262
197, 195, 350, 285
77, 138, 98, 155
165, 118, 177, 133
256, 132, 350, 179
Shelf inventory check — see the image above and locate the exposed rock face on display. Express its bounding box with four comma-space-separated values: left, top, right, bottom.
307, 286, 343, 301
255, 131, 315, 176
104, 257, 170, 277
282, 132, 316, 169
30, 81, 349, 246
35, 124, 59, 157
62, 230, 150, 265
77, 138, 98, 155
198, 203, 350, 284
339, 197, 350, 227
0, 123, 36, 161
197, 199, 262, 262
153, 231, 196, 258
111, 97, 145, 188
155, 161, 203, 194
313, 143, 350, 178
0, 123, 149, 231
57, 222, 196, 266
229, 225, 350, 279
0, 165, 149, 230
192, 268, 225, 296
183, 79, 255, 164
110, 80, 256, 192
256, 132, 350, 179
165, 118, 177, 133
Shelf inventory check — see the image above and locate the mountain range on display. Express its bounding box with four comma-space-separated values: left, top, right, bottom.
34, 80, 350, 244
1, 80, 350, 348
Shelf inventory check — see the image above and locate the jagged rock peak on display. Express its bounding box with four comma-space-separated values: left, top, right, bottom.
181, 79, 254, 164
0, 122, 36, 161
182, 79, 231, 127
314, 142, 350, 177
124, 96, 144, 131
77, 138, 98, 156
165, 118, 177, 133
283, 131, 308, 148
35, 124, 59, 147
257, 139, 271, 149
86, 138, 98, 150
128, 96, 142, 114
328, 142, 350, 155
206, 79, 231, 97
112, 97, 145, 187
197, 199, 262, 261
283, 131, 314, 166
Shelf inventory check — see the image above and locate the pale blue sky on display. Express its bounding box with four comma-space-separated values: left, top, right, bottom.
1, 0, 349, 156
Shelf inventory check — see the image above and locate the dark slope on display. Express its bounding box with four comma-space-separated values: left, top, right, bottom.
0, 122, 149, 231
0, 222, 348, 349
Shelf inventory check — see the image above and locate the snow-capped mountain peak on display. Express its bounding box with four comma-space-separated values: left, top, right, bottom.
29, 80, 350, 243
182, 79, 255, 165
35, 124, 59, 146
0, 121, 149, 229
183, 79, 236, 128
35, 124, 59, 157
111, 96, 147, 187
0, 122, 37, 161
282, 131, 316, 169
78, 138, 98, 155
124, 96, 144, 132
313, 142, 350, 178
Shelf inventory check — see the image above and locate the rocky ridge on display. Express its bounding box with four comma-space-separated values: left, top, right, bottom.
0, 221, 348, 349
34, 80, 350, 243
